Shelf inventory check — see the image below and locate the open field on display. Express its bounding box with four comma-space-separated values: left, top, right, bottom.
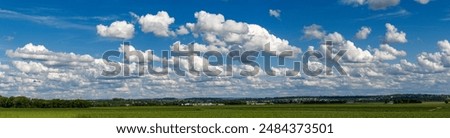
0, 102, 449, 118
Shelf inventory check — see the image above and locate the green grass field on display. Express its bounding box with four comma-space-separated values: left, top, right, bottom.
0, 102, 449, 118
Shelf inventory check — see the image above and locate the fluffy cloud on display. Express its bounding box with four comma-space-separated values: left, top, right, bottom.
137, 11, 175, 37
438, 40, 450, 55
6, 43, 94, 67
170, 41, 229, 53
303, 24, 325, 40
325, 32, 345, 43
341, 0, 401, 10
303, 25, 346, 43
176, 55, 210, 72
186, 11, 301, 55
187, 11, 249, 36
355, 26, 371, 40
118, 44, 161, 63
0, 62, 9, 70
12, 61, 50, 73
303, 25, 375, 63
379, 44, 406, 57
15, 42, 48, 53
385, 23, 407, 43
96, 21, 135, 39
339, 40, 374, 62
415, 0, 430, 4
374, 44, 406, 61
269, 9, 281, 18
176, 26, 189, 35
412, 40, 450, 72
417, 52, 445, 72
437, 40, 450, 67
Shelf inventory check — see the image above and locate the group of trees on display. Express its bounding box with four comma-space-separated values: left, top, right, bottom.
385, 99, 423, 104
1, 95, 449, 108
0, 95, 91, 108
401, 99, 422, 104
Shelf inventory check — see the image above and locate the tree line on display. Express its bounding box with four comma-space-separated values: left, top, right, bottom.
0, 95, 91, 108
0, 94, 448, 108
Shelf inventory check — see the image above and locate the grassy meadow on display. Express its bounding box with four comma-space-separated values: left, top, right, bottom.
0, 102, 449, 118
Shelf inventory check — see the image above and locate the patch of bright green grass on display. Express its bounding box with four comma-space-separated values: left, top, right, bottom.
0, 103, 449, 118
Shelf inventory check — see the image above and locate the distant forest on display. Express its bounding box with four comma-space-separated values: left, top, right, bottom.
0, 94, 449, 108
0, 96, 91, 108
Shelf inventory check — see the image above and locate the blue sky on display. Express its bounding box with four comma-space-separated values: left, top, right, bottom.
1, 0, 449, 59
1, 0, 450, 99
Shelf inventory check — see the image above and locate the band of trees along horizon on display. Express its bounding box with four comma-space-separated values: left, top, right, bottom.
0, 95, 448, 108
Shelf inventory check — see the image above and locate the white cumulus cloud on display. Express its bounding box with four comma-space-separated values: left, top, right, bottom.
374, 44, 406, 61
410, 40, 450, 72
438, 40, 450, 55
0, 62, 9, 70
417, 53, 445, 72
6, 43, 94, 67
96, 21, 135, 39
137, 11, 175, 37
12, 61, 50, 73
176, 25, 189, 35
355, 26, 371, 40
303, 24, 326, 40
185, 11, 301, 55
339, 40, 374, 63
385, 23, 407, 43
325, 32, 345, 43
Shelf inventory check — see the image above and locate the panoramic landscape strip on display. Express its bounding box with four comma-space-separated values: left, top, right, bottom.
1, 94, 449, 118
